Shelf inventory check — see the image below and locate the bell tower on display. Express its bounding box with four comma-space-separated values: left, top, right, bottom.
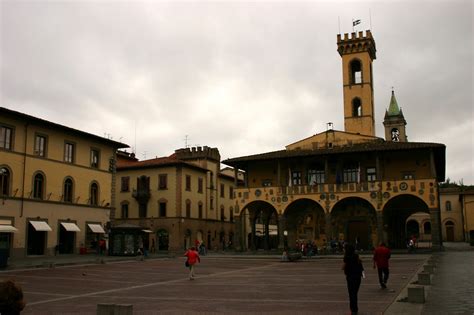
337, 30, 377, 136
383, 90, 407, 142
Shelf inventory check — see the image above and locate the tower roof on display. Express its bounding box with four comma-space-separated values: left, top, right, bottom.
387, 90, 401, 116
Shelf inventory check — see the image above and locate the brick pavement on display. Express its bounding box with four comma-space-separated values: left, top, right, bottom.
0, 255, 428, 314
421, 251, 474, 315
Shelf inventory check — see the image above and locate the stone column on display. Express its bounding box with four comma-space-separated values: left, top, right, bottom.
278, 215, 286, 250
325, 212, 333, 244
376, 211, 384, 246
234, 215, 242, 251
430, 207, 443, 250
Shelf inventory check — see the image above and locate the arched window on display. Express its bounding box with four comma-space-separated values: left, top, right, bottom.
33, 173, 45, 199
0, 167, 10, 196
198, 202, 203, 219
220, 206, 225, 221
350, 59, 362, 84
445, 201, 452, 211
121, 201, 129, 218
352, 98, 362, 117
229, 207, 234, 223
63, 177, 74, 202
90, 182, 99, 205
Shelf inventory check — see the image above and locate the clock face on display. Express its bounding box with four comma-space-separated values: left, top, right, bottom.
391, 128, 400, 142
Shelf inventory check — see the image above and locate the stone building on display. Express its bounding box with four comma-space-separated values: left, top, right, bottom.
0, 107, 128, 258
223, 30, 446, 251
113, 146, 240, 253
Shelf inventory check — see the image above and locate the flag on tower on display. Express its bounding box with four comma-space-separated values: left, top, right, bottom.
353, 19, 361, 26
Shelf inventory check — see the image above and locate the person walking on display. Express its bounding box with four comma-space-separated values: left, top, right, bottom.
184, 246, 201, 280
342, 243, 364, 315
373, 242, 391, 289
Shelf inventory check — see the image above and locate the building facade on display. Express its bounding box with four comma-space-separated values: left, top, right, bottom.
224, 30, 446, 251
113, 146, 240, 253
0, 107, 128, 258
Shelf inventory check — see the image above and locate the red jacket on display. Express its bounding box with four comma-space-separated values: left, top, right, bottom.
184, 249, 200, 265
373, 245, 391, 268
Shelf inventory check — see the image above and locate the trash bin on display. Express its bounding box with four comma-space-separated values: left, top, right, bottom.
0, 248, 9, 268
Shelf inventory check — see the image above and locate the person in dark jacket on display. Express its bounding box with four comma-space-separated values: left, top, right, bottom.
0, 280, 25, 314
342, 243, 364, 315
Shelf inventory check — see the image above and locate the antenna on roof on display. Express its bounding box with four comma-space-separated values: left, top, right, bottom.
184, 135, 190, 148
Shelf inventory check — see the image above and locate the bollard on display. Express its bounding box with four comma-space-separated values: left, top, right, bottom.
97, 303, 115, 315
407, 285, 425, 303
417, 272, 431, 285
115, 304, 133, 315
423, 264, 435, 274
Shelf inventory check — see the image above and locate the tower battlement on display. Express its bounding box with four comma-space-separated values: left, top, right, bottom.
175, 146, 221, 162
337, 30, 376, 60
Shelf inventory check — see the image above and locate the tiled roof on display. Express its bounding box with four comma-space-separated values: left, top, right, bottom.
223, 141, 445, 164
1, 107, 129, 148
117, 153, 209, 172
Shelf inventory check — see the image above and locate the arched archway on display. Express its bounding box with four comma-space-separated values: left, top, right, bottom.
240, 201, 278, 251
383, 195, 430, 249
331, 197, 377, 250
284, 198, 325, 249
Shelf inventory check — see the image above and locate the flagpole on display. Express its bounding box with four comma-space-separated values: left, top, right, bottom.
352, 19, 354, 32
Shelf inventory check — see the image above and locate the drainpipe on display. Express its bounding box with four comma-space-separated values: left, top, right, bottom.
20, 123, 29, 217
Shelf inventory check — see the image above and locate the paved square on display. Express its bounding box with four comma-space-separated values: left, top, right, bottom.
1, 255, 428, 314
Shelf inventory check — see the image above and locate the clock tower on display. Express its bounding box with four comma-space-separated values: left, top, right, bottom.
383, 90, 407, 142
337, 30, 377, 137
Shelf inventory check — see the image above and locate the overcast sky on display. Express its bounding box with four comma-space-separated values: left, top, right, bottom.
1, 0, 473, 184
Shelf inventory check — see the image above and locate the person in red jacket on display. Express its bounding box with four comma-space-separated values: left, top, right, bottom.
373, 242, 391, 289
184, 246, 201, 280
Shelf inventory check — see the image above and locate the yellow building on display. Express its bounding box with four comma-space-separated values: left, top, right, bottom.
0, 107, 128, 258
224, 30, 446, 251
406, 187, 474, 244
113, 146, 240, 253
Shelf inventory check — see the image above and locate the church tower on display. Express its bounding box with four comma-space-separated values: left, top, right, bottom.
383, 90, 407, 142
337, 30, 377, 136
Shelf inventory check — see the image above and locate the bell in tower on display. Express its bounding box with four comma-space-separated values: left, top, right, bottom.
337, 30, 377, 136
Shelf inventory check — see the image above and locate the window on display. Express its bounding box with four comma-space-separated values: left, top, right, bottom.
220, 207, 225, 221
262, 180, 272, 187
64, 142, 75, 163
352, 98, 362, 117
229, 207, 234, 223
423, 222, 431, 235
229, 186, 234, 199
0, 167, 10, 196
198, 203, 203, 219
343, 164, 359, 183
0, 126, 13, 150
159, 202, 167, 217
210, 197, 214, 210
63, 178, 73, 202
445, 201, 452, 211
220, 183, 225, 198
121, 176, 130, 192
34, 135, 46, 157
292, 171, 302, 185
121, 203, 129, 218
185, 175, 191, 191
350, 59, 362, 84
402, 172, 414, 180
186, 201, 191, 218
198, 178, 203, 193
158, 174, 167, 190
33, 173, 44, 199
367, 167, 376, 182
209, 172, 214, 189
90, 182, 99, 206
90, 149, 100, 168
308, 169, 325, 185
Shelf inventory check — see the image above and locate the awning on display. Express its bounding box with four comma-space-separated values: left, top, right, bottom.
88, 223, 105, 233
30, 221, 52, 232
61, 222, 81, 232
142, 229, 153, 233
0, 225, 18, 233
